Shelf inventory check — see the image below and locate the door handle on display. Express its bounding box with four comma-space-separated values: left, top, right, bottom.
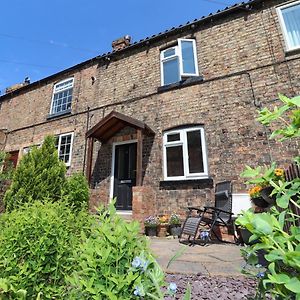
120, 180, 132, 184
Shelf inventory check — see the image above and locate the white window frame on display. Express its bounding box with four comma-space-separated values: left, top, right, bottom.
50, 77, 74, 115
160, 39, 199, 86
277, 0, 300, 52
163, 126, 208, 181
56, 132, 74, 167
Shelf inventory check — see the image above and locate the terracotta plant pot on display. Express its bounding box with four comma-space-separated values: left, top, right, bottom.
145, 226, 157, 237
261, 186, 276, 205
251, 196, 269, 208
157, 224, 169, 237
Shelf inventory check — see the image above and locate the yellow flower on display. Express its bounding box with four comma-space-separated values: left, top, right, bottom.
274, 168, 284, 177
249, 185, 262, 198
159, 215, 168, 223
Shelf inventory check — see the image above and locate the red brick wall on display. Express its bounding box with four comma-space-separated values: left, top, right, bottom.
0, 0, 299, 217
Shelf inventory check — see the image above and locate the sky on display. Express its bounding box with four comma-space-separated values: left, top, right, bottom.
0, 0, 240, 94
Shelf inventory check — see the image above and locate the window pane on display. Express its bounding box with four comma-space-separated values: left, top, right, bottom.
282, 4, 300, 49
187, 130, 204, 173
181, 40, 196, 74
166, 146, 184, 177
163, 48, 176, 58
167, 133, 180, 142
163, 57, 180, 85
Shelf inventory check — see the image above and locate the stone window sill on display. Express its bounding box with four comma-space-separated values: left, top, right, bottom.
157, 76, 204, 93
47, 110, 72, 120
159, 177, 213, 190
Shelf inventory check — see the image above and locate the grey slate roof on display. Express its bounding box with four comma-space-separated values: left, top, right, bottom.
0, 0, 263, 100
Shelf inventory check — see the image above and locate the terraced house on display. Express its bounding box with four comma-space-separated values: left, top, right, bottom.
0, 0, 299, 222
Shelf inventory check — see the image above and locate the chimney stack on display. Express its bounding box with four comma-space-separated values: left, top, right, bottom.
5, 77, 30, 94
112, 35, 131, 51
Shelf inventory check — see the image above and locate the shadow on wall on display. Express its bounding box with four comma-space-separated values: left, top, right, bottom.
91, 135, 154, 189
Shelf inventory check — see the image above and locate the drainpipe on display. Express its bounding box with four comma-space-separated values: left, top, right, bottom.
82, 106, 90, 173
245, 72, 273, 163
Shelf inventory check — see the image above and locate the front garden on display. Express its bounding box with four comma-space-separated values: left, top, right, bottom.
0, 137, 190, 299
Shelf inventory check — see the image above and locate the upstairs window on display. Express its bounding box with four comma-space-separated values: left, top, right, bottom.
160, 39, 199, 86
55, 133, 74, 167
50, 78, 74, 116
163, 126, 208, 180
277, 1, 300, 51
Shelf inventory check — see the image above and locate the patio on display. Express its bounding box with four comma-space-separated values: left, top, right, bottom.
150, 237, 244, 276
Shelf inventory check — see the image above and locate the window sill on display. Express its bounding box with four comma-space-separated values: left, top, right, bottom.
159, 177, 213, 190
47, 110, 72, 120
285, 47, 300, 57
157, 76, 204, 93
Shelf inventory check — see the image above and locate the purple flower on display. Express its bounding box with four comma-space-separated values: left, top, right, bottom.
168, 282, 177, 294
132, 256, 142, 269
256, 272, 265, 278
133, 285, 145, 297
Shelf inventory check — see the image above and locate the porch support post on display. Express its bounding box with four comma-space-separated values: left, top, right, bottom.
136, 129, 143, 186
86, 137, 94, 185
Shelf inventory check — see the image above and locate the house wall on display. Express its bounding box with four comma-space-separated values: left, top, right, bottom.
0, 0, 299, 218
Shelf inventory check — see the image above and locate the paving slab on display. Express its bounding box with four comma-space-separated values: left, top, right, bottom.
149, 237, 245, 276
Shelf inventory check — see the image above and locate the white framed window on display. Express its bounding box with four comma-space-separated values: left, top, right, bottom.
163, 126, 208, 180
55, 133, 74, 167
160, 39, 199, 86
277, 1, 300, 51
50, 78, 74, 115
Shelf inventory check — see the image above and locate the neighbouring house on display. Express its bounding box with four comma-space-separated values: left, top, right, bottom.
0, 0, 299, 223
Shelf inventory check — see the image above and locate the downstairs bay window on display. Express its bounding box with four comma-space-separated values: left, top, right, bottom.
163, 126, 208, 180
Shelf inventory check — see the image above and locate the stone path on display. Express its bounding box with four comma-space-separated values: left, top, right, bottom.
150, 237, 245, 276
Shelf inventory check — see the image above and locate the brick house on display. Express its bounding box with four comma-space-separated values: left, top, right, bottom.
0, 0, 299, 222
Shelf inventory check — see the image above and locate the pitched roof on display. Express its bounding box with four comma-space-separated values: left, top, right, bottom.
0, 0, 263, 101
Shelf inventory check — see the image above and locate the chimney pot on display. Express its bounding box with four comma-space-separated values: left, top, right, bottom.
112, 35, 131, 51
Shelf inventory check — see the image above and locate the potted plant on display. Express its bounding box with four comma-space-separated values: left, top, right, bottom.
248, 185, 269, 208
144, 216, 158, 237
157, 215, 169, 237
168, 213, 182, 237
241, 163, 285, 207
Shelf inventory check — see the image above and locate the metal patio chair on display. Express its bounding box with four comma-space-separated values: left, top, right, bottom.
179, 181, 237, 245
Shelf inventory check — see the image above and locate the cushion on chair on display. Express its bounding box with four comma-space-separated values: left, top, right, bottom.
182, 217, 201, 236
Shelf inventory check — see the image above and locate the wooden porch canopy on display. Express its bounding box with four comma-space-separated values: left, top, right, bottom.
85, 110, 155, 185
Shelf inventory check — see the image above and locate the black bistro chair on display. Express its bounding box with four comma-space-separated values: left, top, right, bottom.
179, 181, 237, 245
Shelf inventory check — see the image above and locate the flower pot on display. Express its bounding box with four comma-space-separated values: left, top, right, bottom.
261, 186, 276, 205
157, 224, 168, 237
145, 226, 157, 237
170, 225, 182, 237
251, 196, 269, 208
239, 228, 259, 245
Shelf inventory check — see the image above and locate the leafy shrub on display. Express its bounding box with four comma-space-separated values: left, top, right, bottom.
0, 201, 92, 299
63, 172, 89, 211
4, 136, 66, 211
237, 94, 300, 299
68, 203, 169, 299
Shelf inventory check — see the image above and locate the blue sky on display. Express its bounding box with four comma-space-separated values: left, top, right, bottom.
0, 0, 239, 93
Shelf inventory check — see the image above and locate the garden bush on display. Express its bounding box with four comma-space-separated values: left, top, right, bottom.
0, 201, 92, 299
3, 136, 89, 212
236, 94, 300, 300
67, 202, 184, 299
63, 172, 89, 211
4, 136, 66, 211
